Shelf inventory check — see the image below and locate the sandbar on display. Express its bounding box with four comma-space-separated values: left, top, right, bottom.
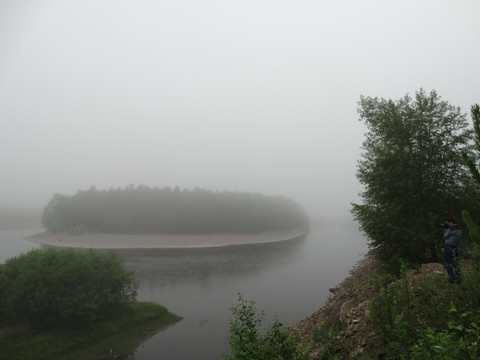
27, 229, 307, 249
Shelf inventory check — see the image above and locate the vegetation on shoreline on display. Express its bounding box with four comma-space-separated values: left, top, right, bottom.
42, 186, 309, 235
0, 249, 137, 328
307, 95, 480, 358
352, 89, 478, 273
0, 301, 181, 360
291, 254, 480, 359
224, 93, 480, 359
224, 294, 309, 360
0, 249, 181, 360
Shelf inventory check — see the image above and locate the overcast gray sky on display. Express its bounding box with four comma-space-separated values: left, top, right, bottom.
1, 0, 479, 219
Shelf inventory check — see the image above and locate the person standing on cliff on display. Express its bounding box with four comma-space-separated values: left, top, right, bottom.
443, 219, 462, 283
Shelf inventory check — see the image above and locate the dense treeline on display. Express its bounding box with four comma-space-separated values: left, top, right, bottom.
42, 185, 309, 234
224, 96, 480, 360
0, 249, 180, 360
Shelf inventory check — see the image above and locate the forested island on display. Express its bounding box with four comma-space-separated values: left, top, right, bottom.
41, 185, 309, 235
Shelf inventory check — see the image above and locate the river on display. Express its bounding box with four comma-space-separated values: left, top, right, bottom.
0, 218, 367, 359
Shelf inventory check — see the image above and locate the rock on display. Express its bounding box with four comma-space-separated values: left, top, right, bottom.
291, 257, 377, 358
339, 299, 356, 323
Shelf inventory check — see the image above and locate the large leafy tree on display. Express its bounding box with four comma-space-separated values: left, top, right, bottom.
462, 104, 480, 185
352, 89, 473, 270
461, 104, 480, 245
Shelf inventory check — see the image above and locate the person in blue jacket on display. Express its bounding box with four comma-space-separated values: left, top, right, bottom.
443, 219, 462, 283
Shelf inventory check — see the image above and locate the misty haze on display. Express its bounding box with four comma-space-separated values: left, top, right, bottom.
1, 0, 479, 359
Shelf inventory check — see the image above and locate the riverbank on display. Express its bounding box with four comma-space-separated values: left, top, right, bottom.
0, 302, 181, 360
291, 257, 455, 359
27, 229, 307, 249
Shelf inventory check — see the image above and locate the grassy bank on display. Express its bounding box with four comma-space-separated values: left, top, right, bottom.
0, 302, 181, 360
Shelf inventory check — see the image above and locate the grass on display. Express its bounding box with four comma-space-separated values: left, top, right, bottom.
0, 302, 182, 360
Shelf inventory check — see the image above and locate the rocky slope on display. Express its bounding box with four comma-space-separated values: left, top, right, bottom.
291, 257, 447, 359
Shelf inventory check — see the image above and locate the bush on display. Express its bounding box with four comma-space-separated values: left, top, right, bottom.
366, 257, 480, 359
368, 268, 419, 359
411, 305, 480, 360
0, 249, 137, 329
224, 294, 308, 360
312, 321, 350, 360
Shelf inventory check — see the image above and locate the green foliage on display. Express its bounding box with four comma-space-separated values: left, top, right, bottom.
312, 321, 350, 360
0, 302, 181, 360
0, 249, 137, 329
368, 266, 420, 359
224, 294, 308, 360
459, 243, 480, 308
365, 258, 480, 359
462, 210, 480, 246
352, 89, 473, 271
462, 104, 480, 185
348, 97, 480, 358
42, 185, 309, 235
411, 305, 480, 360
406, 103, 480, 359
462, 104, 480, 247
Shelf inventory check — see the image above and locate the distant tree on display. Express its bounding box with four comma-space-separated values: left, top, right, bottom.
41, 193, 71, 233
41, 186, 309, 235
352, 89, 473, 271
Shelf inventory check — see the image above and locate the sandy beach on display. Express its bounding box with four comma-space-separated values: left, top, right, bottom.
27, 229, 307, 249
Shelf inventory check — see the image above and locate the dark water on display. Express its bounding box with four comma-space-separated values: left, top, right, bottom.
0, 219, 367, 359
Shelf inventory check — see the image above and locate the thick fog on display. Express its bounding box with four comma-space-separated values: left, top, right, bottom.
1, 1, 479, 220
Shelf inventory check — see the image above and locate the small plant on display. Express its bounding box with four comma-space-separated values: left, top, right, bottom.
368, 265, 420, 359
410, 304, 480, 360
364, 256, 480, 359
224, 293, 308, 360
311, 321, 347, 360
460, 243, 480, 308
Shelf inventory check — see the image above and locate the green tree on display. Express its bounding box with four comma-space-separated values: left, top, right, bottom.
462, 104, 480, 185
462, 104, 480, 245
0, 249, 137, 329
352, 89, 472, 271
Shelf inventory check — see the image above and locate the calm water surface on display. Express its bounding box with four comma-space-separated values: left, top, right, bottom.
0, 219, 367, 359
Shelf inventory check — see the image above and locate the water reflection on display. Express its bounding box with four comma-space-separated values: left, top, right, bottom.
116, 235, 306, 283
0, 222, 367, 360
125, 221, 366, 360
121, 236, 308, 360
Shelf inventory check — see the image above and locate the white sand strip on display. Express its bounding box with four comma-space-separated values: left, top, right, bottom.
27, 230, 307, 249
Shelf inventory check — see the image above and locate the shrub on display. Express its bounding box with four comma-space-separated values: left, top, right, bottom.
224, 294, 308, 360
368, 258, 480, 359
0, 249, 137, 329
312, 321, 350, 360
411, 305, 480, 360
368, 269, 418, 359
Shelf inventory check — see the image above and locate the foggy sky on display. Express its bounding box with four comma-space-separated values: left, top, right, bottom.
1, 0, 479, 219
